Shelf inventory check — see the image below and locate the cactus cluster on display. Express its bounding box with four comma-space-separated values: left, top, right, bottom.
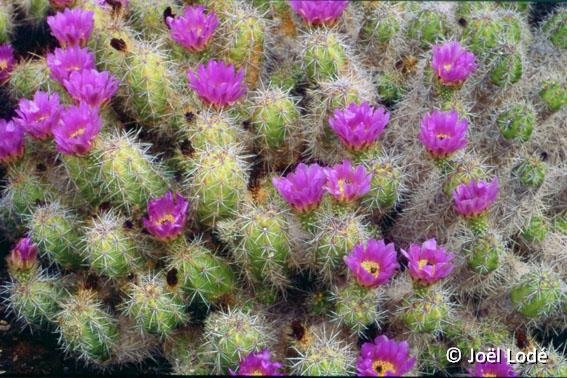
1, 0, 565, 376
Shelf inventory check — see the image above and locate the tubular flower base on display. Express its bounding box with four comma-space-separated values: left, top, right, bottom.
401, 238, 455, 285
289, 0, 349, 26
143, 192, 189, 241
229, 349, 284, 376
344, 239, 399, 288
167, 5, 219, 52
272, 163, 327, 213
357, 335, 416, 376
187, 60, 247, 108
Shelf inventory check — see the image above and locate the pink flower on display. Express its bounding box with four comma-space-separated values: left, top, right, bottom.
47, 46, 96, 84
187, 60, 247, 107
344, 239, 399, 288
272, 163, 327, 213
0, 43, 15, 83
452, 177, 499, 218
329, 102, 390, 151
8, 237, 39, 271
289, 0, 349, 26
63, 69, 119, 108
400, 239, 454, 285
143, 192, 189, 241
47, 8, 94, 47
15, 91, 61, 140
419, 110, 468, 158
431, 41, 477, 86
167, 5, 219, 52
468, 349, 517, 377
229, 349, 284, 376
0, 119, 25, 163
357, 335, 416, 376
53, 103, 102, 156
324, 160, 372, 202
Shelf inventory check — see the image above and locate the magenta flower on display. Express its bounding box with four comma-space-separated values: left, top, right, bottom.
143, 192, 189, 241
187, 60, 247, 107
63, 69, 119, 108
53, 103, 102, 156
328, 102, 390, 151
468, 349, 517, 377
272, 163, 327, 213
400, 239, 455, 285
8, 237, 39, 271
167, 5, 219, 52
0, 43, 15, 83
93, 0, 128, 9
289, 0, 349, 26
229, 350, 284, 376
419, 110, 468, 159
344, 239, 399, 288
47, 8, 94, 47
15, 91, 61, 140
0, 119, 25, 164
47, 46, 96, 84
431, 41, 477, 86
357, 335, 416, 376
452, 177, 499, 218
324, 160, 372, 202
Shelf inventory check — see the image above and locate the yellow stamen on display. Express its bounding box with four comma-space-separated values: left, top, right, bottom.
338, 179, 346, 194
157, 213, 175, 225
443, 63, 452, 72
436, 133, 450, 140
418, 259, 435, 275
372, 359, 396, 376
0, 59, 8, 70
482, 374, 497, 378
361, 260, 380, 278
69, 128, 86, 138
250, 370, 264, 376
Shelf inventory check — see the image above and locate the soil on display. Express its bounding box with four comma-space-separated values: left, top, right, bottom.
0, 2, 563, 376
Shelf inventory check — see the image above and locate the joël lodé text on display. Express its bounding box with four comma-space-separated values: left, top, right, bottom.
467, 347, 549, 364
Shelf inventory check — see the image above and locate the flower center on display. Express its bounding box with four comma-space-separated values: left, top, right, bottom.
157, 213, 175, 225
338, 179, 346, 194
372, 359, 396, 376
0, 59, 7, 70
250, 369, 264, 376
418, 259, 435, 274
361, 260, 380, 277
436, 133, 451, 140
69, 128, 86, 138
482, 374, 497, 378
443, 63, 452, 72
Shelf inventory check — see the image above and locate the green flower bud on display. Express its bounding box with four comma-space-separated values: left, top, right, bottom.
362, 159, 401, 210
465, 234, 503, 274
376, 71, 405, 105
332, 281, 383, 335
401, 290, 450, 333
